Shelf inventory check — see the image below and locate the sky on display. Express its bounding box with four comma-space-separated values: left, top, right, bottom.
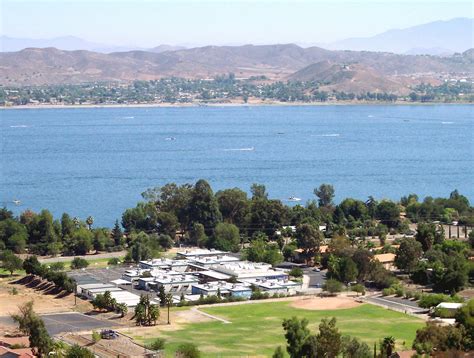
1, 0, 472, 47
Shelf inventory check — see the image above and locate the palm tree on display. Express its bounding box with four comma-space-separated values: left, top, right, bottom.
366, 196, 377, 219
381, 336, 395, 357
86, 216, 94, 230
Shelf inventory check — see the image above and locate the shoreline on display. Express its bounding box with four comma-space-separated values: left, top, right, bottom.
1, 101, 472, 110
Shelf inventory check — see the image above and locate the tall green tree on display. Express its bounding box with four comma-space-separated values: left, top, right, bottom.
188, 179, 222, 235
316, 317, 342, 357
282, 316, 310, 358
216, 188, 249, 227
1, 250, 23, 275
112, 219, 124, 247
395, 238, 423, 272
214, 222, 240, 252
295, 223, 321, 263
314, 184, 335, 207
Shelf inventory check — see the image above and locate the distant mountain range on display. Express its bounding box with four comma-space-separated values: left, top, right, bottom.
325, 18, 473, 55
0, 44, 471, 94
1, 18, 472, 55
0, 35, 185, 54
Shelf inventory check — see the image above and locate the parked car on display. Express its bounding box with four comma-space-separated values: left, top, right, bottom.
101, 330, 119, 340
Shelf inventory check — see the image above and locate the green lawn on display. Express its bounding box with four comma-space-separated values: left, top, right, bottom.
134, 302, 424, 357
43, 256, 124, 270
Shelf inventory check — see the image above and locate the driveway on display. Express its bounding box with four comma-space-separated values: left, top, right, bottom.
303, 268, 327, 288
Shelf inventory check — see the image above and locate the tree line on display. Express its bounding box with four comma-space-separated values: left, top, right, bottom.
2, 76, 471, 107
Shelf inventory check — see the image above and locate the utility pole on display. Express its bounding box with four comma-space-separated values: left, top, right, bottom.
166, 293, 173, 325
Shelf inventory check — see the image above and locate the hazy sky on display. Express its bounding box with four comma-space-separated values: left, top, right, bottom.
1, 0, 472, 47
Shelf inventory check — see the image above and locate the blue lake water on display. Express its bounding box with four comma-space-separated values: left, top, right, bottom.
1, 105, 473, 227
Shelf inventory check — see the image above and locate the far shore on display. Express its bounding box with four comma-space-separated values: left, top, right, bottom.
1, 100, 472, 110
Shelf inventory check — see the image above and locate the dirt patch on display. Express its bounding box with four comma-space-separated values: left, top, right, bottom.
290, 296, 361, 310
174, 309, 213, 324
0, 275, 91, 317
61, 332, 158, 358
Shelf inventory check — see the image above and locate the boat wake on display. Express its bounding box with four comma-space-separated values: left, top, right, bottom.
441, 121, 454, 124
223, 147, 255, 151
312, 133, 340, 137
10, 125, 28, 128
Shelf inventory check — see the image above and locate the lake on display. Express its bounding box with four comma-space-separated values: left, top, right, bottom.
1, 105, 473, 227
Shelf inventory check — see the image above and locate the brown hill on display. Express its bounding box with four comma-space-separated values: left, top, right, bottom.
288, 61, 413, 94
0, 44, 471, 87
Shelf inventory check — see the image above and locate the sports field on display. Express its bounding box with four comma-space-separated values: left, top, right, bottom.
131, 300, 424, 357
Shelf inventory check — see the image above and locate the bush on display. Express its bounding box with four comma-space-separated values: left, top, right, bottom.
107, 257, 121, 266
70, 257, 89, 270
146, 338, 166, 351
289, 267, 303, 278
382, 288, 394, 296
395, 286, 405, 297
175, 343, 200, 358
418, 293, 463, 308
412, 291, 422, 301
49, 262, 65, 271
250, 289, 270, 300
351, 283, 365, 296
433, 307, 457, 318
323, 279, 343, 295
92, 331, 101, 343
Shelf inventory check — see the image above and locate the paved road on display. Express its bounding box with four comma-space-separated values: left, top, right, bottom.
365, 295, 428, 314
41, 312, 119, 335
303, 268, 327, 288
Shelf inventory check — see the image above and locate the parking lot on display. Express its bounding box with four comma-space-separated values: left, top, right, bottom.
68, 267, 126, 284
303, 268, 327, 288
68, 266, 160, 300
41, 313, 120, 336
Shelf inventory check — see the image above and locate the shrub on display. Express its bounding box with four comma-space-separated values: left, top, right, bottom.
418, 293, 463, 309
433, 307, 457, 318
92, 331, 101, 343
323, 279, 343, 295
70, 257, 89, 270
175, 343, 200, 358
49, 262, 65, 271
146, 338, 165, 351
289, 267, 303, 278
395, 286, 405, 297
107, 257, 121, 266
382, 288, 393, 296
351, 283, 365, 296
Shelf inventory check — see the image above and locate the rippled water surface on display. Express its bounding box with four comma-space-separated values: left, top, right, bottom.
1, 105, 473, 226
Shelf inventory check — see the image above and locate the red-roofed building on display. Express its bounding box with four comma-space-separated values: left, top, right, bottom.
0, 346, 35, 358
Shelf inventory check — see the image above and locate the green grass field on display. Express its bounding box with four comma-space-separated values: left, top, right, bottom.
44, 256, 124, 270
134, 301, 424, 357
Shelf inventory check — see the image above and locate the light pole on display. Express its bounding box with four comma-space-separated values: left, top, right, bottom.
165, 293, 173, 325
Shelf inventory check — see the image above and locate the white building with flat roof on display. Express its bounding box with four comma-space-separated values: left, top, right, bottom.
191, 281, 252, 298
190, 255, 240, 268
241, 278, 302, 295
139, 258, 190, 271
177, 248, 227, 259
137, 274, 199, 293
210, 261, 289, 280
